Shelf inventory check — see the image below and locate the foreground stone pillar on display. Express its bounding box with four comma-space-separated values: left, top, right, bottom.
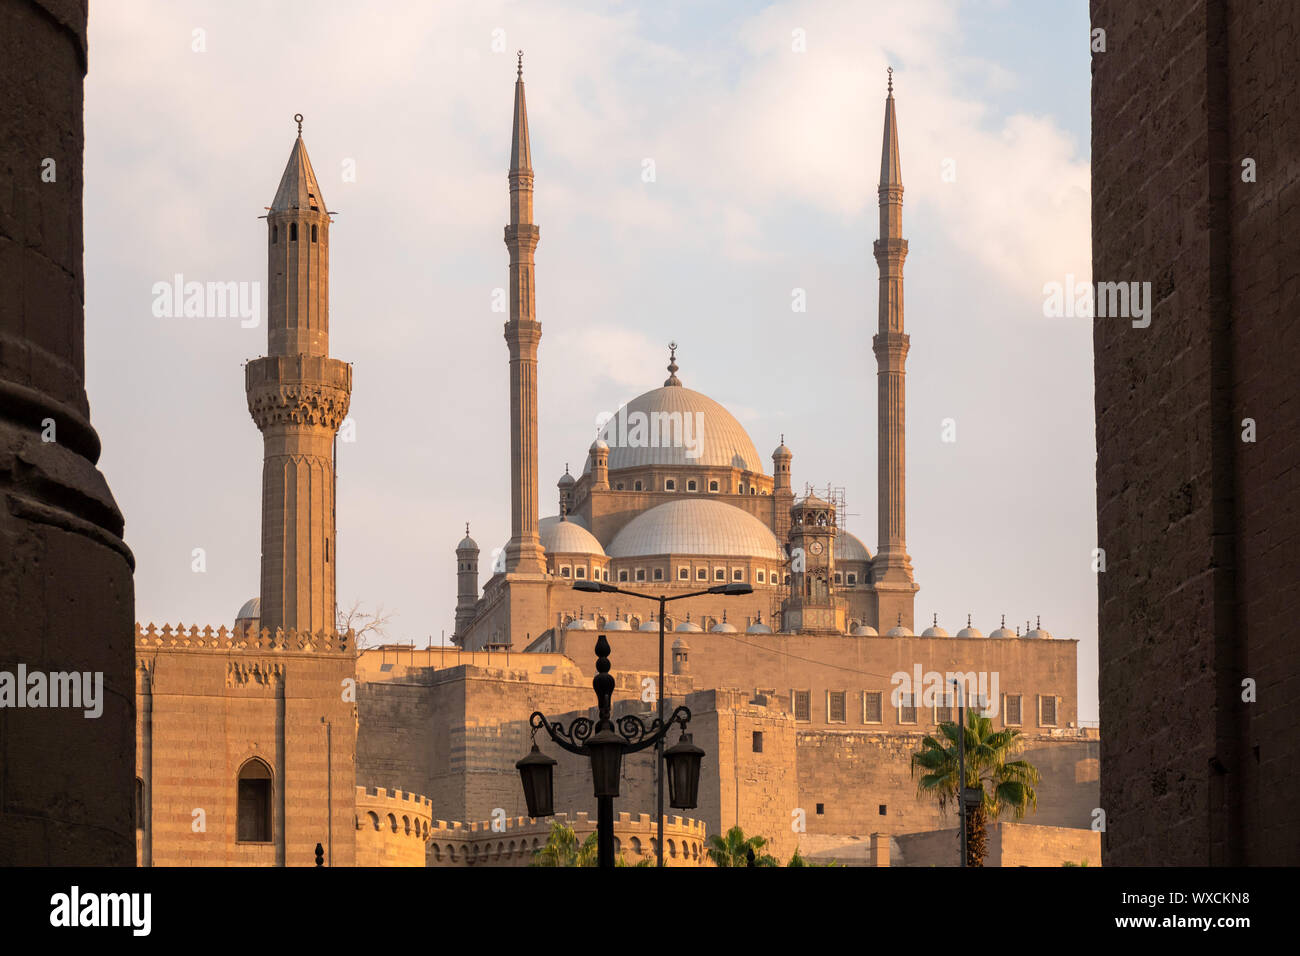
0, 0, 136, 865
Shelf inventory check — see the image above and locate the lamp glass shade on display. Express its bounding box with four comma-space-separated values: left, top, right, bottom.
664, 732, 705, 809
516, 744, 557, 817
586, 727, 625, 798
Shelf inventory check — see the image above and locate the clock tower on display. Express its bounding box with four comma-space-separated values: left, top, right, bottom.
781, 492, 847, 634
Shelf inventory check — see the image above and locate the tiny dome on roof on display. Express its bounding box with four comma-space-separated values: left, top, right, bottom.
989, 614, 1016, 639
852, 623, 879, 636
956, 614, 985, 638
638, 617, 660, 632
710, 611, 737, 633
558, 468, 575, 487
921, 614, 949, 638
236, 597, 261, 620
675, 614, 703, 633
1025, 615, 1053, 639
672, 637, 689, 649
746, 620, 774, 634
565, 618, 596, 631
886, 614, 913, 637
538, 515, 605, 556
604, 618, 632, 631
772, 436, 792, 459
589, 437, 609, 453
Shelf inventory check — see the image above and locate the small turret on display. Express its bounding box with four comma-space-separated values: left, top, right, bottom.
589, 438, 609, 490
453, 524, 480, 643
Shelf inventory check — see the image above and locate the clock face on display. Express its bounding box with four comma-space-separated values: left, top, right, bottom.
809, 541, 824, 555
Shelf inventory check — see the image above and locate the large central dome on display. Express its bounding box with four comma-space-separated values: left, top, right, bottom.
584, 385, 763, 473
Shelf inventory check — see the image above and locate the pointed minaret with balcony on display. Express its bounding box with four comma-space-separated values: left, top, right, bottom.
245, 115, 352, 634
871, 71, 919, 629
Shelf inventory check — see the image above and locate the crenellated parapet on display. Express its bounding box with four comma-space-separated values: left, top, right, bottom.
134, 621, 353, 655
425, 811, 708, 867
354, 787, 434, 867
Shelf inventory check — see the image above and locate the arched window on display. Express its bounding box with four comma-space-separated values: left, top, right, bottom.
687, 480, 697, 492
403, 816, 412, 835
134, 777, 144, 832
272, 224, 278, 244
368, 811, 380, 831
289, 222, 298, 241
236, 758, 273, 842
311, 224, 318, 242
709, 480, 719, 492
634, 480, 643, 491
387, 814, 398, 833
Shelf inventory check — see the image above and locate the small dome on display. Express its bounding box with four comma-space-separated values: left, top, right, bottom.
604, 618, 632, 631
638, 617, 660, 632
834, 532, 872, 564
709, 612, 737, 633
1025, 615, 1053, 639
772, 438, 792, 459
955, 614, 984, 639
672, 637, 689, 650
236, 596, 261, 620
675, 615, 703, 633
558, 470, 575, 488
885, 614, 913, 637
746, 621, 774, 634
457, 523, 478, 551
921, 614, 949, 638
989, 615, 1016, 639
589, 438, 609, 454
539, 515, 605, 557
851, 624, 879, 636
565, 618, 596, 631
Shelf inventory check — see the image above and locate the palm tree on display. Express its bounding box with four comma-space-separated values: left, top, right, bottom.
911, 709, 1040, 867
706, 825, 778, 867
530, 821, 636, 866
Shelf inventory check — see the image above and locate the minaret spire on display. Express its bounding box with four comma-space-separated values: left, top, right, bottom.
246, 116, 352, 633
503, 54, 546, 574
871, 70, 918, 630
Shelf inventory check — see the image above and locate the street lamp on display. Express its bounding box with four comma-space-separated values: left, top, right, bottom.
572, 578, 752, 866
516, 634, 702, 868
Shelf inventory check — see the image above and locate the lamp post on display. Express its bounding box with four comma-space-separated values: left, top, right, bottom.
515, 634, 704, 868
573, 579, 751, 866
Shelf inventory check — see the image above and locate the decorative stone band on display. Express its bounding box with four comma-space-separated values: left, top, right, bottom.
134, 621, 353, 654
245, 355, 352, 431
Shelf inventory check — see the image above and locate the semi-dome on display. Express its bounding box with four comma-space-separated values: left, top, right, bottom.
834, 532, 872, 563
607, 499, 783, 560
236, 597, 261, 620
989, 615, 1016, 639
539, 515, 605, 556
956, 614, 984, 638
583, 385, 763, 473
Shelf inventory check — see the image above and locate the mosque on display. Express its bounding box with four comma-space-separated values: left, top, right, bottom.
133, 59, 1099, 868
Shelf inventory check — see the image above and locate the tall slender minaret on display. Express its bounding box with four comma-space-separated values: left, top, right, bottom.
871, 71, 918, 629
246, 115, 352, 634
503, 52, 547, 575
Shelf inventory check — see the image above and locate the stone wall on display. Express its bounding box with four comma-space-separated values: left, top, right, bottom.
354, 787, 432, 867
1091, 0, 1300, 864
895, 823, 1101, 868
136, 624, 357, 866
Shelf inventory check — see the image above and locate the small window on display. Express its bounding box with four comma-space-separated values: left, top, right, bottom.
757, 570, 766, 584
1006, 695, 1022, 725
709, 480, 719, 493
272, 224, 278, 244
560, 566, 571, 578
134, 778, 144, 832
602, 569, 609, 581
864, 691, 883, 723
714, 568, 725, 581
1040, 695, 1057, 727
665, 479, 676, 491
898, 694, 917, 725
878, 805, 887, 816
847, 573, 857, 585
619, 570, 629, 582
752, 731, 763, 753
311, 224, 318, 242
815, 803, 825, 815
750, 487, 756, 495
733, 569, 743, 581
574, 567, 586, 579
635, 568, 646, 581
678, 567, 689, 580
828, 691, 846, 723
616, 483, 624, 490
793, 690, 811, 722
289, 222, 298, 241
325, 538, 329, 562
934, 702, 952, 724
697, 568, 707, 581
634, 480, 643, 491
738, 484, 745, 494
237, 759, 273, 843
784, 574, 791, 585
834, 572, 842, 584
687, 480, 697, 492
653, 568, 663, 581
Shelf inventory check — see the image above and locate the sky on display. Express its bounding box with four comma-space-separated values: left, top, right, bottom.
84, 0, 1098, 719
